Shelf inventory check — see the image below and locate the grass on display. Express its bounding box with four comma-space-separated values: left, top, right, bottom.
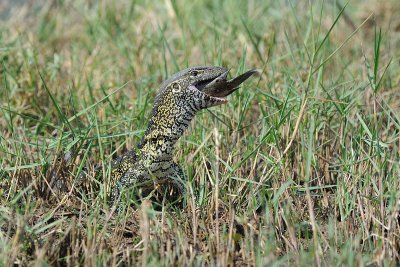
1, 0, 400, 265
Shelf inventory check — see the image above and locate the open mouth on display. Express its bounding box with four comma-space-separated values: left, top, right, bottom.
195, 69, 258, 100
194, 70, 229, 92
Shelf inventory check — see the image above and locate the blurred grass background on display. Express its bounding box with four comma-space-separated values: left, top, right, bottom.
1, 0, 399, 265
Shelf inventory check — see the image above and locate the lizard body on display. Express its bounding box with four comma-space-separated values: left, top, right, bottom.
109, 66, 257, 204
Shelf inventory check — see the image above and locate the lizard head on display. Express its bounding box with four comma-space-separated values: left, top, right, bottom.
155, 66, 230, 110
155, 66, 258, 109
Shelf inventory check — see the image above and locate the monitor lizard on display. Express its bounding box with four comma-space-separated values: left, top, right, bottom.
78, 66, 257, 206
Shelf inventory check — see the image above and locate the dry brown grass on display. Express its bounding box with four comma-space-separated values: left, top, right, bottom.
1, 0, 399, 266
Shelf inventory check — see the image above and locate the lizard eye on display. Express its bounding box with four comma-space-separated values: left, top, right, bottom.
190, 70, 198, 77
171, 82, 181, 93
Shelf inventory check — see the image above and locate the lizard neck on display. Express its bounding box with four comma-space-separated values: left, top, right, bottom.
136, 77, 206, 161
137, 109, 196, 161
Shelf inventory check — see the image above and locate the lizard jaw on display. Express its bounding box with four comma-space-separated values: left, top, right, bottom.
193, 70, 230, 104
202, 69, 258, 98
194, 70, 229, 91
193, 68, 257, 104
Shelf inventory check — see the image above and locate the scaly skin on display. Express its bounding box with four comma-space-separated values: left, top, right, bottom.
110, 66, 256, 205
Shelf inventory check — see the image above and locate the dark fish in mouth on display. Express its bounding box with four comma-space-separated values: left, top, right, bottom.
202, 69, 258, 98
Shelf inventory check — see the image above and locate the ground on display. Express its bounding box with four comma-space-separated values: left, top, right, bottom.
0, 0, 399, 266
